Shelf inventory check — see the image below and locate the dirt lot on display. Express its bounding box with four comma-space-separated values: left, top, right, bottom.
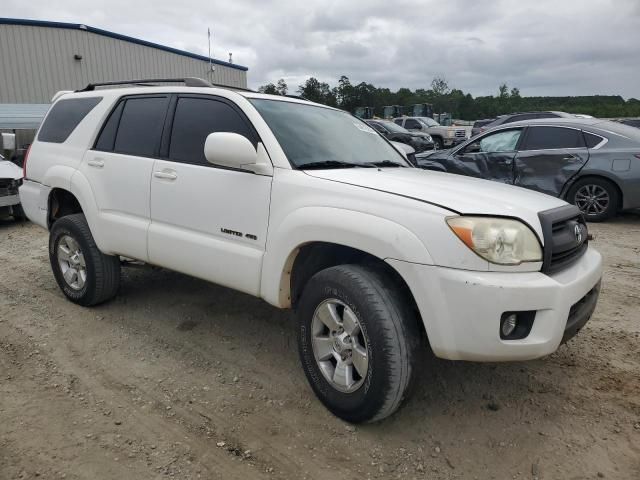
1, 215, 639, 480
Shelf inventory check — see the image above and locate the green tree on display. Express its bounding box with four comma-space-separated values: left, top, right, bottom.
258, 83, 279, 95
276, 79, 288, 96
298, 77, 336, 106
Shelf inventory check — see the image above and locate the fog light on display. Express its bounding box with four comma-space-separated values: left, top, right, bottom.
501, 313, 517, 337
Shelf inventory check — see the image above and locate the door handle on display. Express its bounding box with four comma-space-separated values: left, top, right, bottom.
153, 170, 178, 180
563, 155, 579, 161
87, 159, 104, 168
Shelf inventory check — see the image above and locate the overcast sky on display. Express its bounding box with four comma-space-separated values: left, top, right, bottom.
3, 0, 640, 98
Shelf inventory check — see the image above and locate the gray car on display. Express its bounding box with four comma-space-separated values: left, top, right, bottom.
415, 118, 640, 221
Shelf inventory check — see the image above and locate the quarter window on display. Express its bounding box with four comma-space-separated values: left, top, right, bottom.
522, 126, 585, 150
168, 97, 256, 165
112, 97, 168, 157
583, 132, 604, 148
38, 97, 102, 143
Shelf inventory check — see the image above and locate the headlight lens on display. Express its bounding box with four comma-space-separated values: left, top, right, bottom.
446, 216, 542, 265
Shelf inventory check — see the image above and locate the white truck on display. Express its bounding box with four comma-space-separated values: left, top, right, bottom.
394, 116, 468, 149
20, 78, 603, 423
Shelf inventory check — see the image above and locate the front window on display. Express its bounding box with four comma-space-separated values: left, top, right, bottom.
462, 129, 522, 154
250, 99, 409, 168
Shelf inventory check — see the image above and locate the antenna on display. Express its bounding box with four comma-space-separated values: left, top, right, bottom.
207, 28, 215, 74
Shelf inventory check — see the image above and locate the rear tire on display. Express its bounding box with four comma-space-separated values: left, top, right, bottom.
297, 264, 421, 423
49, 214, 120, 306
567, 177, 619, 222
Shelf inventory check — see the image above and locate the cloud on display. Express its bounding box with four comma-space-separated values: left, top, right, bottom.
2, 0, 639, 98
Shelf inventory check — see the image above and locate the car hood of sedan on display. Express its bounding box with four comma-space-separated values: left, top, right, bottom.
0, 160, 23, 180
304, 167, 566, 238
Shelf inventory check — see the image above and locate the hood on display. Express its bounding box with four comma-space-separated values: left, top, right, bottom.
304, 168, 566, 238
0, 160, 23, 180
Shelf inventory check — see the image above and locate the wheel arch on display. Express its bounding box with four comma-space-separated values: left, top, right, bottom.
563, 173, 624, 211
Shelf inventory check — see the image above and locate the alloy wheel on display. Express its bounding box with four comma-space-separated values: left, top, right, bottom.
575, 184, 610, 216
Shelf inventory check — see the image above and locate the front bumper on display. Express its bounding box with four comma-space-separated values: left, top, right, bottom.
387, 247, 603, 361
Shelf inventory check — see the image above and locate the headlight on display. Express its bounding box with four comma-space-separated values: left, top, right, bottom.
425, 134, 433, 142
446, 216, 542, 265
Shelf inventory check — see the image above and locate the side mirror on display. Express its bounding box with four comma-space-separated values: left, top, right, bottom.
204, 132, 271, 175
462, 142, 481, 154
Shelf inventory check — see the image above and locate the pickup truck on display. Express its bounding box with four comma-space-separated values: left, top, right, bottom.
20, 78, 603, 423
393, 116, 468, 149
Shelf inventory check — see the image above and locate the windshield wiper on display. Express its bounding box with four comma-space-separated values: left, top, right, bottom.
299, 160, 375, 170
364, 160, 407, 168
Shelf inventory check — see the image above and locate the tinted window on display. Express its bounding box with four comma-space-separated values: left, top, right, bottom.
38, 97, 102, 143
404, 119, 420, 129
583, 132, 604, 148
368, 122, 387, 134
168, 97, 255, 165
113, 97, 168, 157
94, 101, 124, 151
522, 126, 585, 150
393, 119, 403, 126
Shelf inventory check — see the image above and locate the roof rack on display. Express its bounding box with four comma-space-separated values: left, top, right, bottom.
75, 77, 256, 93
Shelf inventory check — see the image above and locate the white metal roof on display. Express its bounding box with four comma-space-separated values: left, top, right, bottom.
0, 103, 50, 129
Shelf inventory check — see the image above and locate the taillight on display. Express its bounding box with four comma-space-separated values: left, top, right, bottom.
22, 144, 31, 179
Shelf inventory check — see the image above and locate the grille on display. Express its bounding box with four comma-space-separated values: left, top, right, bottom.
538, 205, 588, 274
454, 129, 466, 138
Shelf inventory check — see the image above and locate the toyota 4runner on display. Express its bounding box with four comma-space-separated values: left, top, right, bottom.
20, 78, 603, 423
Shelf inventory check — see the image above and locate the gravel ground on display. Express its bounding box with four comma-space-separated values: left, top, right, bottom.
1, 214, 639, 480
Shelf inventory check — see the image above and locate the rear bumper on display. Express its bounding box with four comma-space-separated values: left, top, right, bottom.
387, 247, 603, 361
18, 179, 50, 228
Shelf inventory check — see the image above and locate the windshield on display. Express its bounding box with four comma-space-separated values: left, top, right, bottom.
250, 99, 409, 168
419, 117, 439, 127
380, 121, 410, 133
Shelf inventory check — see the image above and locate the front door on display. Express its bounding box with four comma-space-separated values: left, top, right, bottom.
513, 126, 589, 197
148, 95, 272, 296
447, 128, 523, 184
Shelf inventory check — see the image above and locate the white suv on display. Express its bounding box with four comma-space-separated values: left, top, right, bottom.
20, 78, 603, 423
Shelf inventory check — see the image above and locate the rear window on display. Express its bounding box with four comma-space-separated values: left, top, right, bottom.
38, 97, 102, 143
522, 126, 585, 150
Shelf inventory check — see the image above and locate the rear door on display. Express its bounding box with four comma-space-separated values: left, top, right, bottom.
82, 94, 169, 260
513, 126, 589, 197
446, 128, 523, 183
148, 95, 272, 296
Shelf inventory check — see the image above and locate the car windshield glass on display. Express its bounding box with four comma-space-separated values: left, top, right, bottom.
250, 99, 409, 168
419, 118, 439, 127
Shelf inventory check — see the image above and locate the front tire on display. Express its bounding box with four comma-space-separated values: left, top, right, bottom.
49, 214, 120, 306
297, 264, 420, 423
567, 177, 619, 222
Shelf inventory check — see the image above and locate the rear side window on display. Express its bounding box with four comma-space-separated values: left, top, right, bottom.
404, 119, 420, 129
113, 97, 168, 157
168, 97, 256, 165
394, 119, 403, 126
522, 126, 586, 150
583, 132, 605, 148
38, 97, 102, 143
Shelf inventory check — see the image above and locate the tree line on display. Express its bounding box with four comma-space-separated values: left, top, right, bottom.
258, 76, 640, 120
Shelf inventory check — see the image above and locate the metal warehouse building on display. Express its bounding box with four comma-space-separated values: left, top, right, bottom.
0, 18, 249, 104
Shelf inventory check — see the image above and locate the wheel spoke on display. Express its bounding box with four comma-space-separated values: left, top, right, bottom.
313, 336, 335, 361
316, 302, 341, 331
332, 361, 353, 389
57, 244, 71, 261
352, 345, 368, 378
342, 308, 360, 336
63, 267, 77, 285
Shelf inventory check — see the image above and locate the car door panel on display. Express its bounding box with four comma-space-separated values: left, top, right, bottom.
513, 126, 589, 197
513, 149, 589, 197
448, 151, 516, 183
148, 160, 271, 295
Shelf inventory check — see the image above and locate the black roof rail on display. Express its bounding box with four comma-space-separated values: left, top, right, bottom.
75, 77, 256, 93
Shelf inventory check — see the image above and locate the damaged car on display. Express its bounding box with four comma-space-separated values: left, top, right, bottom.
0, 154, 25, 220
415, 118, 640, 221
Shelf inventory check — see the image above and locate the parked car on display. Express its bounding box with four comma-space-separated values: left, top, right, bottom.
471, 118, 495, 137
0, 153, 25, 220
415, 118, 640, 221
21, 79, 602, 423
616, 118, 640, 129
365, 119, 435, 152
393, 116, 467, 149
479, 111, 584, 134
